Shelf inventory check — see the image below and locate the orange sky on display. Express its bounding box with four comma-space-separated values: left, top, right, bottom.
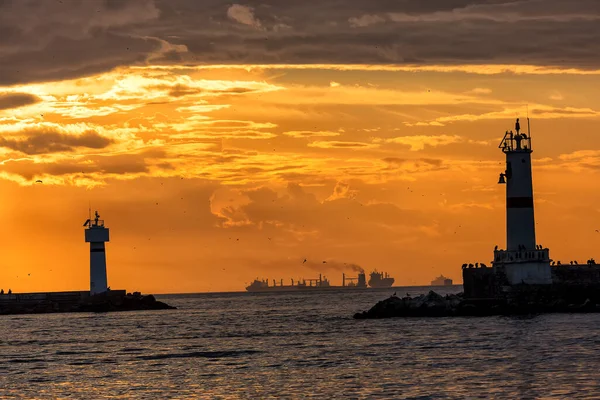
1, 1, 600, 293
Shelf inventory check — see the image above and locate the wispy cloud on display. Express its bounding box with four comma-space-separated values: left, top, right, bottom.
348, 14, 385, 27
326, 181, 358, 201
227, 4, 262, 29
308, 141, 379, 149
374, 135, 485, 151
468, 88, 492, 95
412, 106, 600, 126
134, 64, 600, 76
283, 130, 340, 138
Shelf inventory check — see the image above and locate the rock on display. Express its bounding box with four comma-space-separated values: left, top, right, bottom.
354, 291, 461, 319
422, 291, 446, 308
80, 292, 176, 313
142, 294, 156, 302
446, 294, 462, 308
353, 288, 600, 319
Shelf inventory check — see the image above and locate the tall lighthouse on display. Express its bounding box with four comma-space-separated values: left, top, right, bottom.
499, 118, 536, 251
495, 119, 552, 284
83, 211, 110, 295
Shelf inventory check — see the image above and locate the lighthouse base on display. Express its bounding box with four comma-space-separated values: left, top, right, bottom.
503, 261, 552, 285
463, 262, 600, 300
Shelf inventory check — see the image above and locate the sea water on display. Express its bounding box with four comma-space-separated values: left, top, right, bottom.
1, 286, 600, 398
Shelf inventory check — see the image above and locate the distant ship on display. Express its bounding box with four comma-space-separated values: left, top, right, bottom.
246, 273, 367, 292
431, 275, 453, 286
367, 270, 395, 288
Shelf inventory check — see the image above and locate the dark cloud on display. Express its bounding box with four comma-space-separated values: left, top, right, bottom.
167, 84, 202, 97
0, 150, 171, 180
0, 31, 162, 86
0, 93, 40, 110
148, 83, 264, 97
1, 0, 599, 86
149, 0, 600, 68
0, 129, 113, 154
0, 0, 164, 86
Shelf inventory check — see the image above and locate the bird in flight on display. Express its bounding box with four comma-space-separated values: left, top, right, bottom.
35, 180, 42, 183
303, 258, 307, 263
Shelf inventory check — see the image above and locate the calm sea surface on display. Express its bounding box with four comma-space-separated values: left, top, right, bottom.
1, 286, 600, 399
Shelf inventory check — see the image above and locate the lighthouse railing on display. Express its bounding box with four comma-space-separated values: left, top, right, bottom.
493, 248, 549, 263
499, 130, 532, 153
90, 219, 105, 228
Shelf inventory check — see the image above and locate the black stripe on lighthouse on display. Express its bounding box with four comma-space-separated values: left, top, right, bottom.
507, 197, 534, 208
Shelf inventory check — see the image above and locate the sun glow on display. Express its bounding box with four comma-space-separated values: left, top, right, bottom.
1, 60, 600, 292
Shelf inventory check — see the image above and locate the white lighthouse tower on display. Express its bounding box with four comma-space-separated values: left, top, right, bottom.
494, 119, 552, 285
84, 211, 110, 295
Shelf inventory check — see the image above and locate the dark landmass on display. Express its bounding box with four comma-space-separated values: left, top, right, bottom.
0, 290, 176, 316
354, 289, 600, 319
80, 293, 176, 313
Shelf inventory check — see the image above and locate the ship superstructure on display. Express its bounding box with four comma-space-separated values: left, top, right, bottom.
368, 271, 395, 288
431, 275, 453, 286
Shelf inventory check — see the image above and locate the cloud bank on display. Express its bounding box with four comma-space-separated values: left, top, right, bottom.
1, 0, 599, 85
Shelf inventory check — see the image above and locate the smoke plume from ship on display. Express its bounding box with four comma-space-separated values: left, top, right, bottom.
303, 259, 364, 273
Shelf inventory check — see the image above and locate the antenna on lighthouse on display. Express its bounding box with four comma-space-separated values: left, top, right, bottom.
527, 105, 532, 148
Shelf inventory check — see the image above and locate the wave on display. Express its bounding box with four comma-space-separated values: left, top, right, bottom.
55, 350, 106, 355
136, 350, 263, 361
8, 358, 47, 364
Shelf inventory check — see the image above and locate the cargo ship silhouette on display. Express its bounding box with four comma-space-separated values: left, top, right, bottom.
245, 270, 395, 292
431, 275, 453, 286
368, 270, 395, 288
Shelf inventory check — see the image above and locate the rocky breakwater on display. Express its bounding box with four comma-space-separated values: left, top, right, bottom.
79, 291, 177, 313
353, 290, 600, 319
0, 290, 176, 316
354, 291, 464, 319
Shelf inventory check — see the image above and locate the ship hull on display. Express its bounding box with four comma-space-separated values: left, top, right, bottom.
431, 280, 453, 286
368, 279, 395, 288
246, 285, 368, 293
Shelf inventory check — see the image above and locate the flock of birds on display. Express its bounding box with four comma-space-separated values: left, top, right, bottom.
302, 258, 329, 264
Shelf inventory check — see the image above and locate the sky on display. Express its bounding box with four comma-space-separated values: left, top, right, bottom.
1, 0, 600, 293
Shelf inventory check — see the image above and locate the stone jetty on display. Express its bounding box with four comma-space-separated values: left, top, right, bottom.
0, 290, 176, 316
353, 289, 600, 319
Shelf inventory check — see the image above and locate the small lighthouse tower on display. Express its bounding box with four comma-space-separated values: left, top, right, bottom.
495, 119, 552, 284
83, 211, 110, 295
